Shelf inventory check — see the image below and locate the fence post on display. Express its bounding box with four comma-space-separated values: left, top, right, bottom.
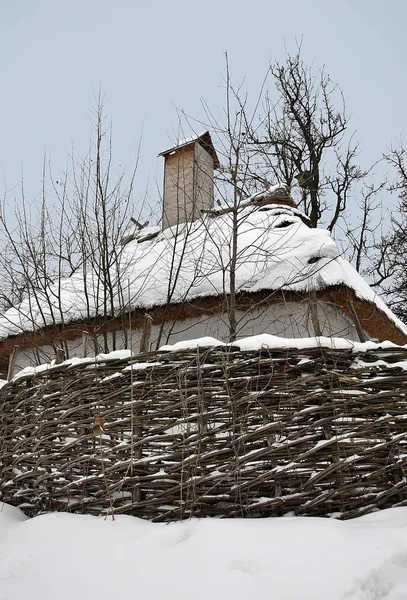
347, 299, 367, 342
82, 331, 89, 358
7, 345, 19, 381
139, 314, 152, 353
309, 292, 322, 337
55, 348, 65, 365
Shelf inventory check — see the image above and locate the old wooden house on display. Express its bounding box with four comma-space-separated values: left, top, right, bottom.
0, 131, 406, 375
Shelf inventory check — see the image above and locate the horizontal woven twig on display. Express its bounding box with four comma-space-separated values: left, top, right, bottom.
1, 344, 407, 521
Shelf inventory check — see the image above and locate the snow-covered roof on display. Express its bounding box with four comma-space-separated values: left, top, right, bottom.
159, 130, 220, 168
0, 202, 406, 340
159, 131, 208, 154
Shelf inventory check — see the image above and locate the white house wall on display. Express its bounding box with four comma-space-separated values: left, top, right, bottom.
14, 300, 362, 371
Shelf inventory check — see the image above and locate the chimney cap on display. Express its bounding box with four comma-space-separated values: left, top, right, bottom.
159, 131, 220, 169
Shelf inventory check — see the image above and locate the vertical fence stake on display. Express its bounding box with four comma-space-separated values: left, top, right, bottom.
139, 314, 152, 353
309, 292, 322, 337
347, 299, 367, 342
7, 345, 19, 381
55, 348, 65, 365
82, 331, 89, 358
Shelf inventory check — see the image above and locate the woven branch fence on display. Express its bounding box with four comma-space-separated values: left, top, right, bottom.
1, 343, 407, 521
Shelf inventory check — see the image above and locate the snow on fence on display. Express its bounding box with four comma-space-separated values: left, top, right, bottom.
1, 343, 407, 521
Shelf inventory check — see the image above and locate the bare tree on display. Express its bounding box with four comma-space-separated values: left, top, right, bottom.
198, 49, 368, 236
0, 96, 145, 360
68, 97, 141, 352
342, 181, 385, 274
191, 51, 370, 340
369, 144, 407, 320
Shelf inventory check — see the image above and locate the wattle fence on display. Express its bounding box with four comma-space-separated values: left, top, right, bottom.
1, 343, 407, 521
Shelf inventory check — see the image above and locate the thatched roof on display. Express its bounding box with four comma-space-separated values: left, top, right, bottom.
0, 199, 405, 346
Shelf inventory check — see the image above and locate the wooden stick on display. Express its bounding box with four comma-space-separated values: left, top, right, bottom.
139, 314, 152, 353
347, 299, 367, 342
82, 331, 89, 358
309, 292, 322, 337
7, 345, 19, 381
55, 348, 65, 364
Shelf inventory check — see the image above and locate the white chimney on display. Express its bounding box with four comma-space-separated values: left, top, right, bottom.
159, 131, 219, 229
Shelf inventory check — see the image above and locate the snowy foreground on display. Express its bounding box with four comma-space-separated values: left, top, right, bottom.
2, 505, 407, 600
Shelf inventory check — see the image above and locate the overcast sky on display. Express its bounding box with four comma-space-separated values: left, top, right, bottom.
1, 0, 406, 220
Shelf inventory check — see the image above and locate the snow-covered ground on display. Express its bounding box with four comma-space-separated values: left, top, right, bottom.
2, 504, 407, 600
